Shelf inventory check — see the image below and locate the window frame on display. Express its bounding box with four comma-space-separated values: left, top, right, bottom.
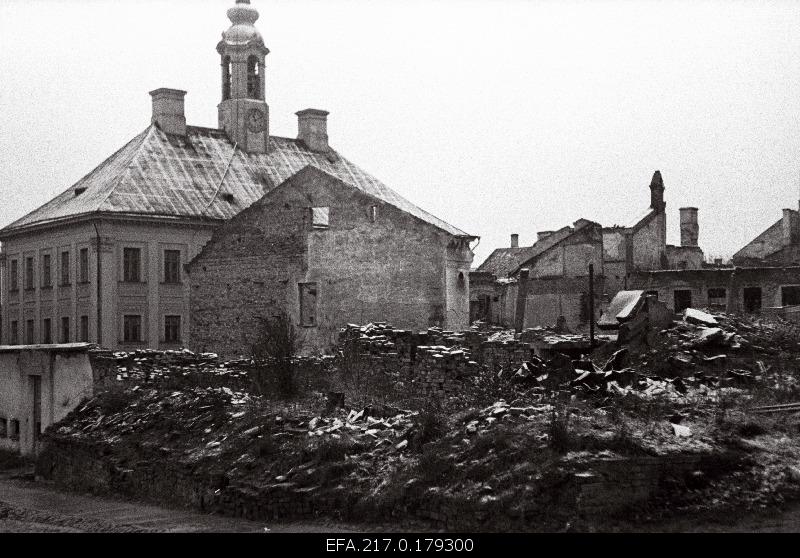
164, 315, 181, 343
299, 282, 318, 327
311, 207, 330, 229
79, 247, 90, 283
163, 250, 181, 284
60, 250, 71, 286
60, 316, 70, 343
42, 318, 52, 344
123, 247, 142, 283
24, 256, 35, 290
41, 253, 52, 288
9, 259, 18, 291
80, 315, 89, 342
123, 314, 143, 343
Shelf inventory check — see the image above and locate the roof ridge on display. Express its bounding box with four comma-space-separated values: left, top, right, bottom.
95, 125, 156, 213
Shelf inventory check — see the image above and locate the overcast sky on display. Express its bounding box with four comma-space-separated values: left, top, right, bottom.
1, 0, 799, 266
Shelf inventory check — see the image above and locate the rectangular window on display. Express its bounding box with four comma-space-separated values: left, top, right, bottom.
42, 254, 52, 287
164, 315, 181, 343
79, 248, 89, 283
10, 321, 18, 345
0, 417, 6, 439
743, 287, 762, 313
163, 250, 181, 283
80, 315, 89, 342
25, 257, 34, 290
42, 318, 52, 344
25, 319, 35, 345
311, 207, 329, 228
370, 205, 378, 223
10, 259, 18, 291
123, 248, 141, 282
673, 289, 692, 313
60, 250, 71, 285
9, 419, 19, 441
61, 317, 70, 343
781, 285, 800, 307
123, 315, 142, 342
708, 287, 727, 309
299, 282, 318, 327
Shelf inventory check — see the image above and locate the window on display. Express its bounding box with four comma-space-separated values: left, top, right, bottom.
25, 319, 34, 345
60, 250, 71, 285
674, 290, 692, 313
61, 317, 70, 343
743, 287, 762, 313
457, 272, 466, 290
247, 55, 260, 98
0, 417, 6, 439
299, 282, 318, 327
311, 207, 329, 228
9, 419, 19, 441
10, 321, 18, 345
42, 254, 52, 288
781, 286, 800, 307
708, 288, 727, 309
222, 56, 232, 100
645, 290, 659, 300
80, 316, 89, 342
123, 315, 142, 342
9, 259, 18, 291
163, 250, 181, 283
164, 315, 181, 343
42, 318, 52, 344
25, 257, 34, 290
123, 248, 141, 282
370, 205, 378, 222
79, 248, 89, 283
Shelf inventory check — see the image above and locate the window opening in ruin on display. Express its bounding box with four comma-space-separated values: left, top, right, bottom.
123, 315, 142, 342
312, 207, 330, 228
164, 315, 181, 343
458, 272, 466, 289
370, 206, 378, 222
0, 417, 6, 439
25, 257, 34, 290
673, 290, 692, 313
164, 250, 181, 284
781, 285, 800, 307
25, 319, 34, 345
743, 287, 762, 313
247, 56, 260, 99
645, 290, 659, 300
42, 254, 51, 287
61, 317, 70, 343
42, 318, 52, 344
79, 248, 89, 283
10, 259, 18, 291
222, 56, 232, 100
10, 321, 18, 345
80, 316, 89, 342
123, 247, 142, 282
9, 419, 19, 441
299, 283, 318, 327
707, 287, 727, 310
60, 251, 71, 286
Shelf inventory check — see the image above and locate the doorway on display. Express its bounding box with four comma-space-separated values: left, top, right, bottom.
674, 290, 692, 313
30, 375, 41, 453
743, 287, 762, 313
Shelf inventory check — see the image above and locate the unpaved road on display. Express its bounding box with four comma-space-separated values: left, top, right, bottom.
0, 471, 369, 533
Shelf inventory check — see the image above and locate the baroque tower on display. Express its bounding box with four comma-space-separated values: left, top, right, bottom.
217, 0, 270, 154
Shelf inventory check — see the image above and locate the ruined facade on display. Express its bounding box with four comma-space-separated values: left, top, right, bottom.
0, 0, 471, 352
470, 171, 705, 330
188, 167, 474, 357
732, 206, 800, 266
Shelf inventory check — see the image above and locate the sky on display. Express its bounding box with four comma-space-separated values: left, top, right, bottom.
1, 0, 799, 266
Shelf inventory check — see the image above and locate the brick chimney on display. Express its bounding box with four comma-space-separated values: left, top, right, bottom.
510, 234, 519, 248
537, 231, 554, 241
782, 208, 799, 246
679, 207, 699, 247
650, 170, 665, 212
149, 88, 187, 136
296, 109, 329, 152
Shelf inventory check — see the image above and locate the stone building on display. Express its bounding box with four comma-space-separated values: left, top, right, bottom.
0, 0, 472, 351
188, 166, 474, 357
732, 205, 800, 266
470, 171, 705, 330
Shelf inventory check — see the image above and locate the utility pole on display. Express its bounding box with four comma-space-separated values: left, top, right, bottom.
588, 264, 595, 348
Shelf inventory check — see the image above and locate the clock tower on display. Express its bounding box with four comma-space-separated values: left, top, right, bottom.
217, 0, 270, 154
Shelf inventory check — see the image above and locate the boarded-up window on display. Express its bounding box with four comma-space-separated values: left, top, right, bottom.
123, 315, 142, 342
60, 251, 71, 285
79, 248, 89, 283
311, 207, 329, 228
299, 282, 318, 327
164, 250, 181, 283
164, 315, 181, 343
781, 285, 800, 306
123, 248, 141, 282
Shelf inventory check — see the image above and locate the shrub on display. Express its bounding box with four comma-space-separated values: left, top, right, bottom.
250, 312, 299, 399
412, 405, 447, 448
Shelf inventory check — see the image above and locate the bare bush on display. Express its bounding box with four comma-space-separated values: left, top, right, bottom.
250, 312, 299, 399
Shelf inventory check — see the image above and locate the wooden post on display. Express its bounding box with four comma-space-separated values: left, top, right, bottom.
589, 264, 595, 348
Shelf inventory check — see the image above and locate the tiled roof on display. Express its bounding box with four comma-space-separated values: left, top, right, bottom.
475, 226, 574, 277
1, 125, 470, 238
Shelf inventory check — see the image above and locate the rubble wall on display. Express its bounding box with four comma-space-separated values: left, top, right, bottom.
189, 170, 459, 357
631, 211, 666, 272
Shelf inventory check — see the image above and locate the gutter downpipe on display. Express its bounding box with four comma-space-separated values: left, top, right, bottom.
92, 222, 102, 346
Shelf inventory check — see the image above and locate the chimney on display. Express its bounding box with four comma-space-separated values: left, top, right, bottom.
510, 234, 519, 248
537, 231, 554, 241
296, 109, 329, 152
679, 207, 698, 247
649, 170, 665, 211
781, 208, 799, 246
149, 88, 187, 136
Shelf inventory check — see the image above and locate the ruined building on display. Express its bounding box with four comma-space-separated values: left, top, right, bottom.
470, 171, 705, 330
0, 0, 473, 352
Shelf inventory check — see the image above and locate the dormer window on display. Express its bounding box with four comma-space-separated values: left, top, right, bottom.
222, 193, 235, 203
74, 187, 86, 196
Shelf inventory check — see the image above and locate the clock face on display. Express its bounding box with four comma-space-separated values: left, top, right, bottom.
246, 108, 266, 133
